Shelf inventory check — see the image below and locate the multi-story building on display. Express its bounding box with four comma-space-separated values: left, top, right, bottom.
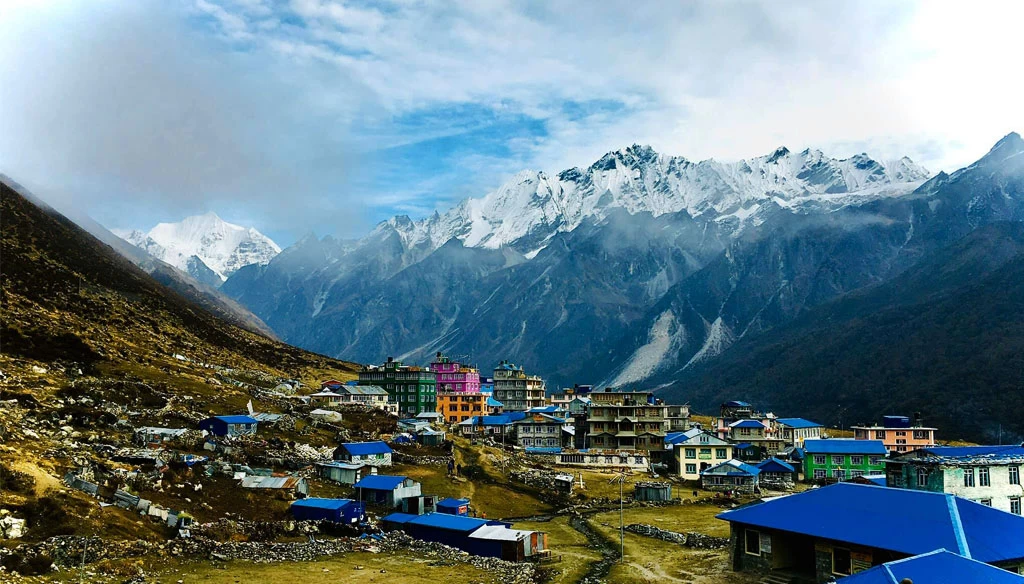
803, 439, 888, 482
723, 419, 786, 457
775, 418, 823, 448
548, 384, 593, 409
358, 357, 437, 416
885, 445, 1024, 514
666, 404, 691, 432
852, 414, 937, 454
666, 428, 733, 480
584, 389, 668, 452
492, 360, 545, 411
429, 352, 480, 393
436, 391, 503, 423
514, 413, 568, 450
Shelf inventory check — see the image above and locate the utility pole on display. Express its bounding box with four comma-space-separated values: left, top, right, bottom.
608, 472, 628, 563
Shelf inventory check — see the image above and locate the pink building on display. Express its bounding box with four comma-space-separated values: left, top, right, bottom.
429, 352, 480, 393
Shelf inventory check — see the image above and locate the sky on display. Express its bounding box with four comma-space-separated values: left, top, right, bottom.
1, 0, 1022, 247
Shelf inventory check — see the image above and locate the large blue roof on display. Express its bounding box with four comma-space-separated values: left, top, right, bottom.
718, 483, 1024, 562
340, 441, 393, 456
776, 417, 822, 429
437, 497, 470, 507
838, 549, 1024, 584
803, 439, 888, 455
381, 512, 418, 525
407, 513, 492, 533
213, 415, 258, 424
353, 475, 408, 490
290, 498, 355, 511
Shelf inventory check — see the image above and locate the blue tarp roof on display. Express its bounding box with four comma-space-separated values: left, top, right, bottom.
437, 497, 470, 507
756, 458, 795, 473
525, 447, 562, 454
407, 513, 492, 533
776, 418, 822, 429
291, 498, 355, 510
353, 475, 408, 490
717, 483, 1024, 563
486, 397, 503, 407
803, 438, 888, 455
213, 415, 258, 424
339, 441, 393, 456
731, 420, 764, 429
838, 549, 1024, 584
527, 406, 560, 413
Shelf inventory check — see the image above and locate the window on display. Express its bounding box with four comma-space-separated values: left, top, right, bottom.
716, 448, 727, 459
834, 469, 846, 480
814, 455, 826, 465
831, 455, 845, 465
979, 467, 991, 487
700, 448, 712, 458
963, 468, 975, 488
1011, 497, 1021, 516
913, 430, 928, 439
979, 499, 992, 507
875, 431, 885, 440
851, 470, 864, 478
850, 456, 863, 465
1010, 466, 1020, 485
744, 529, 760, 556
685, 448, 696, 459
685, 464, 697, 474
833, 547, 852, 576
740, 427, 751, 435
814, 469, 826, 479
917, 468, 928, 487
870, 456, 883, 465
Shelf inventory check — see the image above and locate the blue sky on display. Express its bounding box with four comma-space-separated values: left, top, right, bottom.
1, 0, 1022, 247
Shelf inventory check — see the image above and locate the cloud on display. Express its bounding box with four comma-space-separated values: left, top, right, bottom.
2, 0, 1022, 245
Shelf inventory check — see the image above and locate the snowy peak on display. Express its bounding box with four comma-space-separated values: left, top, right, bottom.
115, 213, 280, 283
367, 143, 930, 257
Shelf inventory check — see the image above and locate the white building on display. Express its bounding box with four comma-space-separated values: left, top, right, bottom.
886, 445, 1024, 515
665, 428, 734, 481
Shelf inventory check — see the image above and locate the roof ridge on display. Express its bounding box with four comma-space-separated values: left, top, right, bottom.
946, 496, 972, 558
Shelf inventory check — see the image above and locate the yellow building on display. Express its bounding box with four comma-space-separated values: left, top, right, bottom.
669, 428, 734, 481
437, 392, 503, 423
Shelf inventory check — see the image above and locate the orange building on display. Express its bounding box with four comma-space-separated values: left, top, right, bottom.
437, 392, 503, 423
852, 415, 936, 454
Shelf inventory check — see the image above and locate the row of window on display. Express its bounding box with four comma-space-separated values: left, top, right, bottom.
519, 425, 557, 433
812, 455, 883, 466
812, 469, 867, 479
684, 447, 729, 459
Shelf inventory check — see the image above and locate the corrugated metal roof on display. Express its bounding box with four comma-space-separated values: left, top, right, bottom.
381, 512, 418, 525
729, 420, 765, 429
240, 476, 301, 489
468, 524, 530, 541
437, 497, 470, 507
340, 441, 392, 456
717, 483, 1024, 563
776, 418, 822, 429
837, 549, 1024, 584
803, 438, 888, 455
290, 498, 354, 511
353, 475, 408, 490
756, 458, 795, 473
702, 460, 761, 476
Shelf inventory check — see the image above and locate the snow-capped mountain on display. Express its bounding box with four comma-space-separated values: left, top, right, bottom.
376, 144, 930, 258
115, 212, 280, 285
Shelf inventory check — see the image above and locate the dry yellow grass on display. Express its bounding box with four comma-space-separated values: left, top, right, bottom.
514, 516, 601, 584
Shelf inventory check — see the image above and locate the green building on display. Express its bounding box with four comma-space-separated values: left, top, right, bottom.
802, 438, 887, 482
358, 357, 436, 416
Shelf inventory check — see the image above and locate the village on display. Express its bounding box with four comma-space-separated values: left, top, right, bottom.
1, 352, 1023, 584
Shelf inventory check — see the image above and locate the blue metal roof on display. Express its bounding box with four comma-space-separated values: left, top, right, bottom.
703, 460, 761, 476
340, 441, 393, 456
353, 475, 408, 490
381, 512, 418, 525
407, 512, 492, 533
290, 498, 355, 511
214, 415, 258, 424
731, 420, 764, 429
527, 406, 559, 414
485, 397, 503, 407
916, 445, 1024, 458
803, 438, 888, 455
838, 549, 1024, 584
734, 442, 753, 450
437, 497, 470, 507
525, 447, 562, 454
756, 458, 795, 473
717, 483, 1024, 563
776, 417, 822, 429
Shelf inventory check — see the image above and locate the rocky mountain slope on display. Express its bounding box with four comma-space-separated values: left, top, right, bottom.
115, 212, 280, 285
222, 143, 933, 384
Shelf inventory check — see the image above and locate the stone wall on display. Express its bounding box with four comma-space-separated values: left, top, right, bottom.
624, 524, 727, 549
